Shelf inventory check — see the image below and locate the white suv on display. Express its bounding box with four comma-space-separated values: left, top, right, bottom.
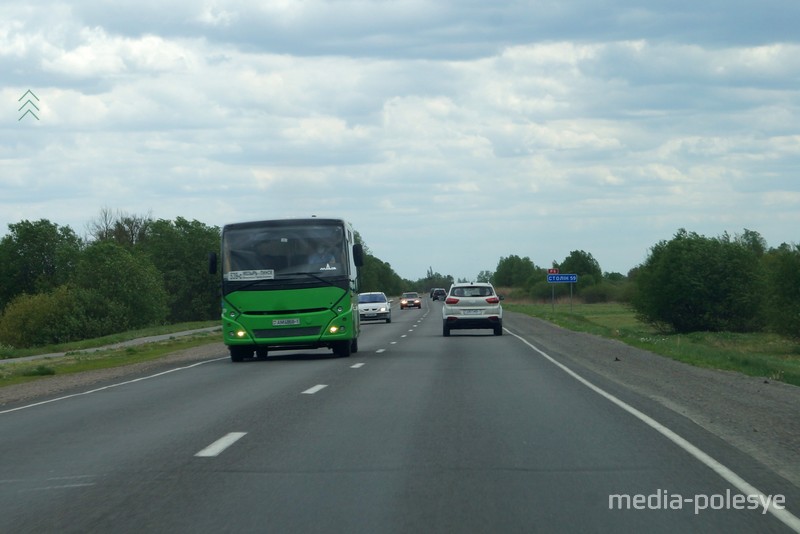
442, 282, 504, 336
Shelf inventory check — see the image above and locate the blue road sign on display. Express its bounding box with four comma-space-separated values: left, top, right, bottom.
547, 274, 578, 283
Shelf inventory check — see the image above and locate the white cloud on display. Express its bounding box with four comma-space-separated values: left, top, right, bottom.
2, 1, 799, 278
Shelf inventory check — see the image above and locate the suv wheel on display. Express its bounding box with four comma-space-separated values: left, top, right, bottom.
442, 322, 450, 337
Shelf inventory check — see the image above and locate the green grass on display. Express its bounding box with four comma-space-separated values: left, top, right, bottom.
0, 323, 222, 388
505, 301, 800, 387
0, 321, 219, 360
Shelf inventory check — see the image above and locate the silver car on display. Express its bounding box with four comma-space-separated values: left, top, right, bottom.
441, 282, 503, 336
358, 292, 392, 323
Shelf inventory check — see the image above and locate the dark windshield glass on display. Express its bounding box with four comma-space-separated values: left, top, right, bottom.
358, 293, 387, 303
222, 223, 346, 281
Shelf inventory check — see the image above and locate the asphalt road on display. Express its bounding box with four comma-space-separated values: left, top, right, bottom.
1, 301, 797, 533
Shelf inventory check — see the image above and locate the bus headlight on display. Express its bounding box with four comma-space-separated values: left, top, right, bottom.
329, 326, 345, 334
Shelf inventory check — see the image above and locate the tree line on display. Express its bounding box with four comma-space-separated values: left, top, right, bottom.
1, 213, 797, 349
0, 212, 220, 349
0, 213, 420, 349
488, 228, 799, 338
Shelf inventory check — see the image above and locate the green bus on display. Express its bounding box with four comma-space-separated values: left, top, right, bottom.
209, 218, 364, 362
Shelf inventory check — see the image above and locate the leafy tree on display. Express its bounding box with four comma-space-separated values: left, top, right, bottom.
86, 207, 152, 247
359, 254, 405, 295
735, 228, 767, 257
632, 229, 763, 333
761, 243, 800, 338
494, 255, 537, 287
137, 217, 221, 322
419, 267, 453, 292
476, 270, 493, 283
559, 250, 602, 289
0, 219, 83, 311
354, 233, 407, 295
71, 241, 168, 330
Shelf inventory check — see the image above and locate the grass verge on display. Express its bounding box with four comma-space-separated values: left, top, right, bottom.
0, 323, 222, 388
506, 301, 800, 387
0, 321, 219, 360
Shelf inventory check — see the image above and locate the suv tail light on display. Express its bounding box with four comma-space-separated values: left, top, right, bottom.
485, 297, 500, 304
445, 297, 459, 304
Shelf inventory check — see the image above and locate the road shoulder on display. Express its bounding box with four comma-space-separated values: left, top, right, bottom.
504, 311, 800, 489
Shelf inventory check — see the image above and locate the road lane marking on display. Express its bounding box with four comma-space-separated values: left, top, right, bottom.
302, 384, 328, 394
507, 328, 800, 533
195, 432, 247, 458
376, 349, 386, 354
28, 483, 96, 491
351, 363, 365, 368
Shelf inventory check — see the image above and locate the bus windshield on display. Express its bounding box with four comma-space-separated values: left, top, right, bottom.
222, 222, 348, 282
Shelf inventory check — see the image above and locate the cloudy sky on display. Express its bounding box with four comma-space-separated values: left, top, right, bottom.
2, 1, 799, 281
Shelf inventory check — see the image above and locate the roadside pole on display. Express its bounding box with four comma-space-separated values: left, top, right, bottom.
547, 271, 579, 312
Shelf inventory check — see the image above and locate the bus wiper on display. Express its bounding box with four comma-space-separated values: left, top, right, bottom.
277, 271, 338, 286
227, 278, 274, 292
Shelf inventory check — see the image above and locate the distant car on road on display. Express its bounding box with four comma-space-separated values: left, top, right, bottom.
358, 292, 392, 323
442, 282, 503, 336
400, 292, 422, 309
431, 288, 447, 301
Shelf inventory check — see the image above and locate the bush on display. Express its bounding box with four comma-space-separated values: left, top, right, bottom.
632, 229, 763, 333
0, 285, 125, 348
581, 284, 611, 304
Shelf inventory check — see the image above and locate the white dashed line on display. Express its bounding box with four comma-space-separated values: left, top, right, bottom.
195, 432, 247, 458
351, 363, 365, 368
302, 384, 328, 395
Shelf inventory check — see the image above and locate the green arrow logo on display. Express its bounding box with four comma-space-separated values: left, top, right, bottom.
18, 90, 40, 121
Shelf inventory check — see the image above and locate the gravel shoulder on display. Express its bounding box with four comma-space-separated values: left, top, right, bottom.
2, 315, 798, 491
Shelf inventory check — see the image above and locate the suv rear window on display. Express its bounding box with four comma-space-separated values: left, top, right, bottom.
451, 286, 494, 297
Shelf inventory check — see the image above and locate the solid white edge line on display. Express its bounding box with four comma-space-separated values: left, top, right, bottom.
302, 384, 328, 395
0, 357, 229, 415
195, 432, 247, 458
507, 328, 800, 532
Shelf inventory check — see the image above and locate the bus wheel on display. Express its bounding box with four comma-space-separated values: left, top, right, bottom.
333, 340, 352, 358
230, 346, 251, 362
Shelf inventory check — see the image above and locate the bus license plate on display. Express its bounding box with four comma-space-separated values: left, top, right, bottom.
273, 318, 301, 326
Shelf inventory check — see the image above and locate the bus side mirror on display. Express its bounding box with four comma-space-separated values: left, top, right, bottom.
208, 252, 218, 274
352, 243, 364, 268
